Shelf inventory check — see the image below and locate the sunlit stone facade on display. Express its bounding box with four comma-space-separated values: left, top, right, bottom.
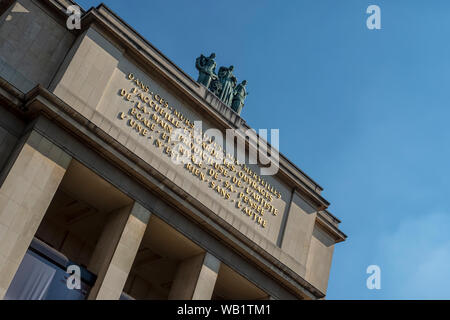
0, 0, 346, 300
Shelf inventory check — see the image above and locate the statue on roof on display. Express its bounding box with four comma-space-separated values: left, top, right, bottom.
218, 65, 236, 107
209, 77, 222, 96
195, 54, 248, 114
231, 80, 248, 115
195, 53, 217, 88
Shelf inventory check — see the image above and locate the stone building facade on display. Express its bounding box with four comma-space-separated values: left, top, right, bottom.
0, 0, 346, 300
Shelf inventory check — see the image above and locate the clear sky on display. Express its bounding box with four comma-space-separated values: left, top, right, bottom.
76, 0, 450, 299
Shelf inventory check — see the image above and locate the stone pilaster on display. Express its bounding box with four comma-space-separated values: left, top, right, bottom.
280, 190, 317, 276
168, 252, 221, 300
0, 131, 71, 299
88, 202, 151, 300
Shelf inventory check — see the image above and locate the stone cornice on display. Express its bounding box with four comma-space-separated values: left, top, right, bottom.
317, 211, 347, 243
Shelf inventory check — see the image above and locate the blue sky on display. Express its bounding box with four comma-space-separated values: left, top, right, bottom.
76, 0, 450, 299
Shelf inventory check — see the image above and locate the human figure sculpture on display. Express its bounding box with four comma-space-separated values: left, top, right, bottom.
218, 66, 236, 107
195, 53, 217, 88
209, 77, 222, 96
195, 54, 248, 112
231, 80, 248, 115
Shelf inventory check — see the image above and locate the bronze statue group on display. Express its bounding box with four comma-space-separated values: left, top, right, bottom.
196, 53, 248, 115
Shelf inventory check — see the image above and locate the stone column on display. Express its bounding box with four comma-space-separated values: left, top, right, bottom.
0, 131, 72, 299
168, 252, 221, 300
88, 202, 151, 300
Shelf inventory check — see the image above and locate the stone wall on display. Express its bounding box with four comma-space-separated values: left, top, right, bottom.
0, 0, 74, 92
